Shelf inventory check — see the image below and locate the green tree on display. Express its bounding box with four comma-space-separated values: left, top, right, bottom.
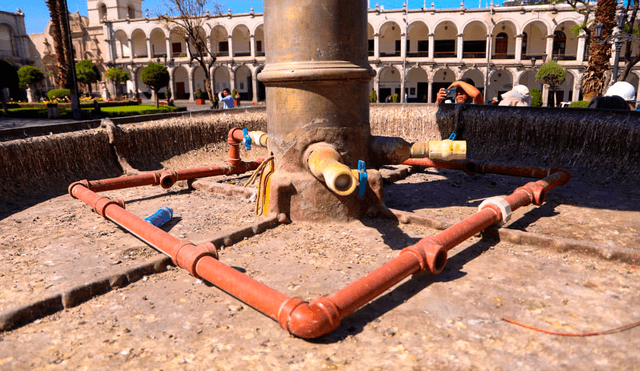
535, 59, 566, 107
0, 59, 19, 114
75, 60, 100, 96
104, 67, 130, 98
370, 89, 377, 103
18, 65, 45, 89
141, 62, 170, 108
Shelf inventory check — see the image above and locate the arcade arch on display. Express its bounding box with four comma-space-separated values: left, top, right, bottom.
213, 66, 231, 93
433, 20, 458, 58
130, 29, 147, 58
379, 21, 402, 57
407, 21, 429, 57
378, 66, 401, 101
232, 25, 251, 57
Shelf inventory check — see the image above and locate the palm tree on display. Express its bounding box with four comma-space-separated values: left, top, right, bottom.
45, 0, 73, 89
580, 0, 616, 100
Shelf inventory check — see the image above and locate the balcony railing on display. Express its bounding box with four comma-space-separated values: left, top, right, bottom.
462, 52, 486, 58
522, 54, 547, 61
434, 51, 456, 58
552, 54, 576, 61
380, 51, 401, 57
256, 52, 265, 57
234, 52, 251, 57
407, 52, 429, 57
492, 53, 515, 59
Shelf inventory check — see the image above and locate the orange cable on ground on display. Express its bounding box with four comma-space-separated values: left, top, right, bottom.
501, 317, 640, 337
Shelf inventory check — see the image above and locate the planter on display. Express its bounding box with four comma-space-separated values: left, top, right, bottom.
46, 103, 59, 119
195, 98, 205, 105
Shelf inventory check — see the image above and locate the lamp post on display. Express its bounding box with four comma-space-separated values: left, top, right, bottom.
611, 11, 627, 84
595, 10, 631, 87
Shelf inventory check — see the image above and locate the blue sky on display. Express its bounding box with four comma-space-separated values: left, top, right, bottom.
2, 0, 494, 35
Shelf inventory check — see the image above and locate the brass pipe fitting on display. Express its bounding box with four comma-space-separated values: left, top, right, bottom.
427, 140, 467, 161
248, 131, 269, 148
306, 144, 358, 196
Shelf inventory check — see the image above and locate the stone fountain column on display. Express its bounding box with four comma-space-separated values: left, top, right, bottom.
258, 0, 376, 221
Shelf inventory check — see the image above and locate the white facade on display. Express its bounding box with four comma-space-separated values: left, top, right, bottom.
38, 0, 640, 105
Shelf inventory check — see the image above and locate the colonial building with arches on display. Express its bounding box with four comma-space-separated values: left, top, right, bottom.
30, 0, 640, 105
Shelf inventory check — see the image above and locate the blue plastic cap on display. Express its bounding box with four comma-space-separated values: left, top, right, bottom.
242, 128, 252, 150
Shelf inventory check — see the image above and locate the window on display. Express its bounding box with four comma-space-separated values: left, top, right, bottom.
99, 4, 107, 20
219, 41, 229, 52
417, 40, 428, 52
128, 5, 135, 19
553, 31, 566, 56
172, 42, 182, 56
256, 40, 262, 52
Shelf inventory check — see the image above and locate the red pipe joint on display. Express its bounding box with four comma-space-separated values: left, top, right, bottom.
174, 242, 218, 278
228, 128, 245, 166
69, 182, 125, 218
278, 297, 341, 338
159, 170, 178, 189
401, 236, 448, 274
514, 182, 546, 206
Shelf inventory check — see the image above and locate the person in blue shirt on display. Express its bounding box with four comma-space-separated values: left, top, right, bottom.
218, 88, 235, 109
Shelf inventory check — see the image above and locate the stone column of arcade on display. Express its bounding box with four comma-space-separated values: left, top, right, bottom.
258, 0, 377, 222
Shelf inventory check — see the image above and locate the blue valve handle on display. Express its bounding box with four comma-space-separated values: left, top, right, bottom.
242, 128, 252, 150
448, 132, 456, 140
357, 160, 368, 198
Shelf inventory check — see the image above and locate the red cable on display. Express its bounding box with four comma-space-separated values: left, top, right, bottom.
502, 317, 640, 337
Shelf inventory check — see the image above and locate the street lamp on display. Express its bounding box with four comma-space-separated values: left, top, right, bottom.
611, 11, 627, 83
594, 10, 634, 86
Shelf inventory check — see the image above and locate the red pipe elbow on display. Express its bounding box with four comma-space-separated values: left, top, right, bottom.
278, 297, 342, 339
228, 128, 244, 166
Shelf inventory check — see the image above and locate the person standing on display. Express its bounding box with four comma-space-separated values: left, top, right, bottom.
218, 88, 235, 109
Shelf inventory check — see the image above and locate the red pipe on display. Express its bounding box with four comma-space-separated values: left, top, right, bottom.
70, 155, 569, 338
403, 158, 565, 180
70, 128, 262, 193
69, 183, 218, 277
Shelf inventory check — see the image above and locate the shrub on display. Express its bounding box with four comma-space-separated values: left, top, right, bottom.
530, 88, 542, 108
568, 100, 589, 108
47, 89, 71, 101
392, 93, 399, 103
196, 88, 203, 99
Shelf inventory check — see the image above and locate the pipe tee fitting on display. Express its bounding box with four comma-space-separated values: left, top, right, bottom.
305, 144, 358, 196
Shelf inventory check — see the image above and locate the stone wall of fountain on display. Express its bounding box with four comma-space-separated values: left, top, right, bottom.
1, 105, 638, 202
